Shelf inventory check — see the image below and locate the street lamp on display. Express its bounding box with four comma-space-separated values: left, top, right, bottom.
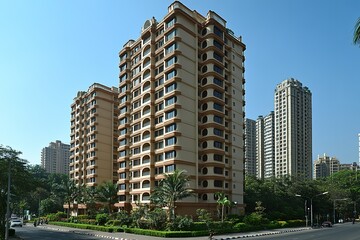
333, 198, 348, 224
295, 194, 308, 227
296, 191, 328, 227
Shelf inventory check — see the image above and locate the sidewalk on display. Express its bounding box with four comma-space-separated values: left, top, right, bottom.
33, 224, 311, 240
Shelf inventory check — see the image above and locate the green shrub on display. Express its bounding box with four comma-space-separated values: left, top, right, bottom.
286, 219, 305, 227
244, 212, 269, 226
115, 210, 132, 227
191, 222, 208, 231
96, 213, 109, 226
166, 215, 193, 231
147, 208, 167, 230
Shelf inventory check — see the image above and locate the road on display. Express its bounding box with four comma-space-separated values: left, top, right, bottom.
247, 223, 360, 240
11, 222, 360, 240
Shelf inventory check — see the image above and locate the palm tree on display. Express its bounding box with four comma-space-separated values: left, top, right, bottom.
354, 18, 360, 46
215, 192, 231, 222
96, 181, 118, 214
63, 179, 79, 218
150, 169, 193, 221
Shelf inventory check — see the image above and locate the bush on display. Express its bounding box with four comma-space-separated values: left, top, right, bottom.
244, 212, 269, 226
286, 219, 305, 227
96, 213, 109, 226
147, 208, 167, 230
166, 215, 193, 231
46, 212, 67, 221
115, 211, 132, 227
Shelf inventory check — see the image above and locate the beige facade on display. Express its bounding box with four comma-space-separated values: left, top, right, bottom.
116, 1, 246, 216
245, 118, 256, 177
41, 140, 70, 174
313, 154, 340, 179
69, 83, 119, 187
274, 78, 312, 179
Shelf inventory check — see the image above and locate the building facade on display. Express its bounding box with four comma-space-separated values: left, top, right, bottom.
69, 83, 119, 187
263, 112, 275, 179
274, 78, 312, 179
116, 1, 246, 215
313, 154, 340, 179
41, 140, 70, 174
245, 118, 256, 177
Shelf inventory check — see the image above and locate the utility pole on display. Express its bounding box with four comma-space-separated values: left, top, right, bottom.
5, 159, 11, 240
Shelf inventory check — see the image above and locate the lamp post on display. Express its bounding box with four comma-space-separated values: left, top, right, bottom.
295, 194, 308, 227
333, 198, 348, 224
296, 191, 328, 227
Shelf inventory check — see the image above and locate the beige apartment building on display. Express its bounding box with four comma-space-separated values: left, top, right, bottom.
274, 78, 312, 179
313, 154, 340, 179
69, 83, 119, 187
116, 1, 246, 216
41, 140, 70, 174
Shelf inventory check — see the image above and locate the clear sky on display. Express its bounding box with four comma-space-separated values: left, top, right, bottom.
1, 0, 359, 165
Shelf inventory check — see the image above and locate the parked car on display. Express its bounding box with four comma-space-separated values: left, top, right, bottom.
322, 221, 332, 227
10, 219, 22, 227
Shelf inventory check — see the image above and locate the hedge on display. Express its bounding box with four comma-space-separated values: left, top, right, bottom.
50, 221, 123, 232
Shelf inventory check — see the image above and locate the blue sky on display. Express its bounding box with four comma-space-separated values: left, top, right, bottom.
0, 0, 359, 165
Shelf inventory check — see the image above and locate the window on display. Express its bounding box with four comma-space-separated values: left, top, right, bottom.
213, 52, 223, 62
165, 29, 176, 41
214, 115, 223, 124
213, 103, 223, 111
119, 128, 127, 135
155, 102, 164, 111
155, 141, 164, 149
214, 25, 223, 38
119, 150, 126, 157
214, 167, 223, 174
119, 161, 126, 168
214, 180, 223, 187
213, 128, 223, 137
165, 83, 177, 93
165, 123, 176, 132
213, 65, 223, 75
214, 141, 223, 149
213, 78, 223, 87
132, 77, 141, 87
165, 150, 176, 159
119, 139, 127, 146
165, 96, 177, 106
165, 56, 177, 67
155, 65, 164, 75
166, 18, 176, 28
214, 154, 223, 162
213, 40, 223, 50
120, 74, 127, 83
133, 123, 141, 131
166, 70, 177, 80
120, 106, 127, 114
155, 89, 164, 99
155, 77, 164, 87
165, 164, 176, 172
120, 96, 127, 104
155, 115, 163, 124
155, 154, 163, 162
133, 147, 140, 154
165, 109, 177, 119
155, 128, 164, 137
165, 137, 176, 146
213, 90, 223, 99
119, 184, 126, 190
119, 172, 126, 179
165, 43, 177, 54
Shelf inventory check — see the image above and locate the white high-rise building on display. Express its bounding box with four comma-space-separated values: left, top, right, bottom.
274, 78, 312, 179
263, 112, 275, 178
41, 140, 70, 174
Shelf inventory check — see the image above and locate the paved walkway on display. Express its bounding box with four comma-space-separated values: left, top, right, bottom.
13, 224, 311, 240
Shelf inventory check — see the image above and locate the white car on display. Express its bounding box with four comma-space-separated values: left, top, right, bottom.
10, 219, 22, 227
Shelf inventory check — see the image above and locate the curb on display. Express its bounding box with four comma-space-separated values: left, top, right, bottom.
215, 227, 311, 240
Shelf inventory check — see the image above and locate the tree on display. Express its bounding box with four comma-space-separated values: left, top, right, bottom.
354, 18, 360, 46
63, 179, 79, 218
96, 181, 118, 214
215, 192, 231, 222
150, 169, 193, 221
0, 145, 29, 240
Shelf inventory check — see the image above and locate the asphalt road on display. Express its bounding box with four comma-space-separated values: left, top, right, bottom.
11, 222, 360, 240
250, 223, 360, 240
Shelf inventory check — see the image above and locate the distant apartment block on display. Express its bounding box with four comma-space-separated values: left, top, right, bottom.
274, 78, 312, 179
69, 83, 119, 187
313, 154, 340, 179
41, 140, 70, 174
116, 1, 246, 215
245, 118, 256, 176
